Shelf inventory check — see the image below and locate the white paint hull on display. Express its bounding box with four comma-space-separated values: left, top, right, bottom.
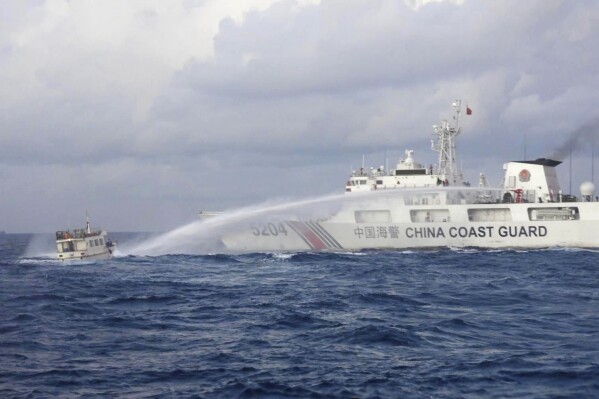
219, 200, 599, 252
57, 248, 114, 261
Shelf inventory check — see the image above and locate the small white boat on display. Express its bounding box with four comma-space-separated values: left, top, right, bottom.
55, 217, 116, 260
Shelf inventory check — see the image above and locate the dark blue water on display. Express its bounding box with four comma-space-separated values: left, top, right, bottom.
1, 233, 599, 398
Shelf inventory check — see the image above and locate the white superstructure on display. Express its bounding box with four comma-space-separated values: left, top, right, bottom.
56, 216, 116, 260
346, 100, 466, 193
203, 100, 599, 252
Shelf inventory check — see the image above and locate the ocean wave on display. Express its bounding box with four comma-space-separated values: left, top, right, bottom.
2, 233, 599, 398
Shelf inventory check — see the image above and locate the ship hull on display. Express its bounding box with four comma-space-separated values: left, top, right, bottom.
219, 201, 599, 252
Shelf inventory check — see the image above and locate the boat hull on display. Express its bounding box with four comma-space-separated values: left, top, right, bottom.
57, 249, 114, 261
219, 201, 599, 252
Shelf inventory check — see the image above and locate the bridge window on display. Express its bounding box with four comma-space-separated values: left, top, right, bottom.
468, 208, 512, 222
355, 210, 392, 223
528, 207, 579, 221
410, 209, 450, 223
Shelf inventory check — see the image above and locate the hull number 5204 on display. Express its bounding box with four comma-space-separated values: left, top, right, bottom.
250, 222, 288, 236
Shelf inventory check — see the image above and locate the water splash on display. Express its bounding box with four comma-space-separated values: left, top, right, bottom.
23, 233, 56, 258
126, 192, 348, 256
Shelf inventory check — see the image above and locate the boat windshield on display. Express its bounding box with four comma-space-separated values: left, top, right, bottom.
61, 241, 75, 252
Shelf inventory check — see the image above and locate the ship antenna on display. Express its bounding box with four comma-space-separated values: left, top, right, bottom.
86, 210, 91, 234
385, 150, 389, 173
360, 154, 366, 176
592, 139, 595, 183
569, 143, 572, 194
432, 100, 462, 184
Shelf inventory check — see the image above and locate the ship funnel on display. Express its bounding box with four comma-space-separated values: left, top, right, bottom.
580, 181, 595, 201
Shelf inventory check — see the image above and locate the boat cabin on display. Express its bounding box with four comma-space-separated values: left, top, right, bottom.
55, 219, 115, 260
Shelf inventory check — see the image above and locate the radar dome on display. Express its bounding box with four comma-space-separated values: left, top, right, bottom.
580, 181, 595, 197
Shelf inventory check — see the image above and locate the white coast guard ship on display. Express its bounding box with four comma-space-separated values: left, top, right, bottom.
55, 216, 116, 260
201, 100, 599, 252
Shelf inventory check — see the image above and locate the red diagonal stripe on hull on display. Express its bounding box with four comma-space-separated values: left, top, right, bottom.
288, 221, 328, 250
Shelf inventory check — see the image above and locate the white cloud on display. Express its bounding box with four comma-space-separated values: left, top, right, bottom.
404, 0, 465, 11
1, 0, 599, 232
1, 0, 313, 117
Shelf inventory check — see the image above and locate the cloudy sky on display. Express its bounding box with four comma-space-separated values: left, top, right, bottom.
2, 0, 598, 233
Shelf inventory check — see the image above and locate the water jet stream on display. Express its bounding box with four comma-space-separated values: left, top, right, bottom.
125, 187, 499, 256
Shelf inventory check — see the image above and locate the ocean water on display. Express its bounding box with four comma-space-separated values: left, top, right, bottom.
1, 233, 599, 398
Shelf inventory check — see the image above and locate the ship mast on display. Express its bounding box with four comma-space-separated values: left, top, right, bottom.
85, 211, 91, 234
431, 100, 462, 184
